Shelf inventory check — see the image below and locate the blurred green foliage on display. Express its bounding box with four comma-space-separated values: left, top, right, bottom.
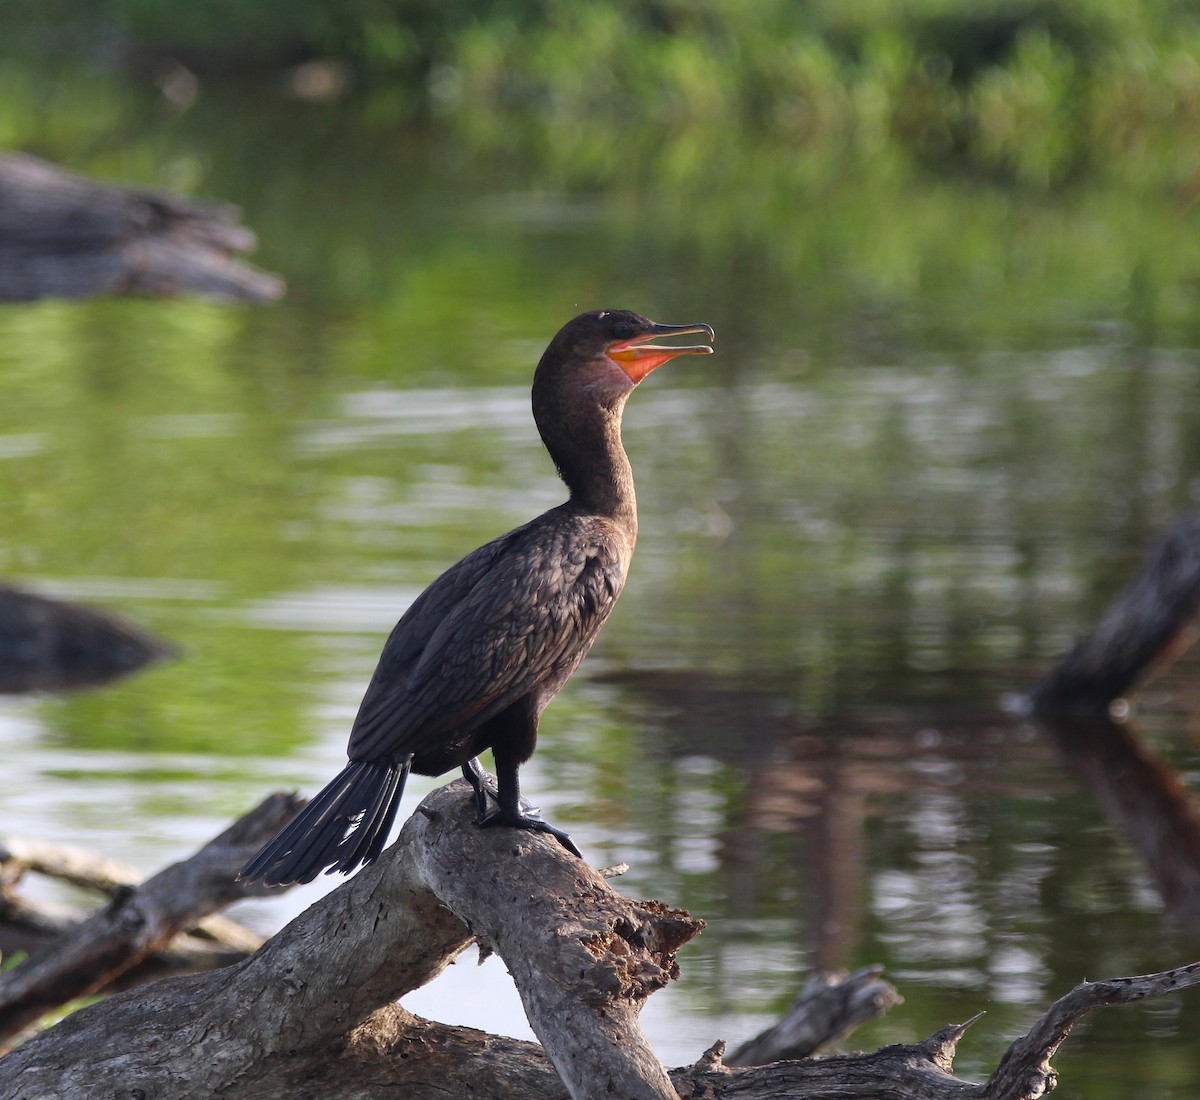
3, 1, 1200, 190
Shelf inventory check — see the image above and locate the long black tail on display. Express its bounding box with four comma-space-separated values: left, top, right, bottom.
240, 757, 411, 887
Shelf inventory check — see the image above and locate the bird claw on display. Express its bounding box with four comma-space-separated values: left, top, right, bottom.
476, 806, 583, 858
470, 777, 498, 818
463, 760, 502, 818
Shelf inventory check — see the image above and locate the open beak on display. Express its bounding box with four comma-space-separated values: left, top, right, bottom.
608, 321, 715, 383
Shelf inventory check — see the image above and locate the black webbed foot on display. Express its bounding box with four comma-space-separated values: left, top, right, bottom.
461, 758, 543, 823
465, 756, 584, 858
476, 804, 583, 859
462, 758, 498, 819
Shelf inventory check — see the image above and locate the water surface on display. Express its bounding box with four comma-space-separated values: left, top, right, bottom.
3, 77, 1200, 1090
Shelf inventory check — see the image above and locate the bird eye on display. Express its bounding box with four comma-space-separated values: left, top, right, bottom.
612, 322, 633, 339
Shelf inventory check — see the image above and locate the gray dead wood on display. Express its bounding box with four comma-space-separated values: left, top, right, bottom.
678, 962, 1200, 1099
0, 792, 301, 1045
1, 784, 1197, 1100
0, 152, 284, 303
0, 836, 146, 894
0, 835, 267, 987
983, 961, 1200, 1099
725, 964, 903, 1065
408, 789, 697, 1100
1030, 509, 1200, 714
0, 834, 261, 952
0, 893, 257, 991
0, 780, 702, 1099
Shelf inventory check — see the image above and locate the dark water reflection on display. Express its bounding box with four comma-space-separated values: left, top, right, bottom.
2, 84, 1200, 1091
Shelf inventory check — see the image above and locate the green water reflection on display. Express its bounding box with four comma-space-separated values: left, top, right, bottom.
3, 72, 1200, 1090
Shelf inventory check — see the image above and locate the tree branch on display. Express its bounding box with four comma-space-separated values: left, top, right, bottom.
726, 965, 903, 1065
0, 792, 301, 1046
984, 961, 1200, 1099
0, 781, 702, 1099
408, 793, 700, 1100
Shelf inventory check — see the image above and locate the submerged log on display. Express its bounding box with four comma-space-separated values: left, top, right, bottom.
0, 152, 284, 303
1030, 509, 1200, 714
0, 583, 177, 693
1, 781, 1197, 1099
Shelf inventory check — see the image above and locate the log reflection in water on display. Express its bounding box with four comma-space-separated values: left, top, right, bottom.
1039, 714, 1200, 931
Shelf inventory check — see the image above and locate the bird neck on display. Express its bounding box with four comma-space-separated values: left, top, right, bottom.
537, 397, 639, 531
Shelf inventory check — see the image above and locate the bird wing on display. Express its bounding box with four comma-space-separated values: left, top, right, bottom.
347, 512, 627, 761
368, 529, 519, 673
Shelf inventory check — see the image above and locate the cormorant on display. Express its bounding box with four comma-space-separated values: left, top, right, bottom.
241, 310, 714, 886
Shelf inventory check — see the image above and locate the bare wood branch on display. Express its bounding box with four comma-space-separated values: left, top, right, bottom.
0, 893, 257, 989
290, 1006, 570, 1100
0, 834, 265, 955
984, 961, 1200, 1099
726, 964, 904, 1065
0, 792, 301, 1045
0, 781, 702, 1099
211, 1008, 978, 1100
0, 837, 141, 894
409, 788, 702, 1100
675, 1020, 987, 1099
188, 914, 265, 953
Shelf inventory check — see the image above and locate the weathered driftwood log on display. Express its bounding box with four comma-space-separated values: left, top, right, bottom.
0, 836, 267, 985
412, 793, 698, 1100
984, 962, 1200, 1098
2, 781, 1198, 1100
0, 780, 701, 1099
0, 152, 284, 303
0, 584, 177, 694
726, 964, 902, 1065
1030, 509, 1200, 714
0, 792, 300, 1046
686, 963, 1200, 1099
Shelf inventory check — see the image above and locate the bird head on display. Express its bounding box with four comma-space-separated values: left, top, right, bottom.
598, 311, 715, 383
542, 309, 714, 388
534, 310, 714, 430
